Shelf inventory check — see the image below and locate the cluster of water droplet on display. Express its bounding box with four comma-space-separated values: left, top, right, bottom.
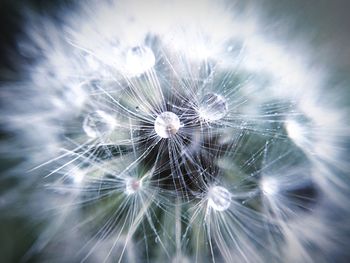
11, 1, 346, 262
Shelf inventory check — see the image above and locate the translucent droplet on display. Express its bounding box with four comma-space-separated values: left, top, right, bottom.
71, 169, 84, 184
207, 186, 231, 211
285, 119, 306, 147
198, 93, 228, 122
85, 55, 100, 71
83, 110, 116, 138
261, 177, 278, 196
172, 255, 190, 263
154, 111, 180, 138
125, 46, 155, 76
125, 178, 142, 195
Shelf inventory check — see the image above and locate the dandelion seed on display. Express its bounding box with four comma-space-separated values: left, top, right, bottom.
154, 111, 181, 138
82, 110, 116, 138
207, 186, 232, 212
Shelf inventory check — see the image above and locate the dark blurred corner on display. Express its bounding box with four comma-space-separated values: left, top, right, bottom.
0, 1, 76, 262
0, 0, 75, 74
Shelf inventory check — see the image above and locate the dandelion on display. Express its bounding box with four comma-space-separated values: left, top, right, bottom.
1, 0, 349, 262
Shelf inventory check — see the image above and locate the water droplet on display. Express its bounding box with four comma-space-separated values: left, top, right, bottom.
125, 45, 155, 76
198, 93, 228, 122
207, 186, 231, 212
83, 110, 116, 138
261, 177, 279, 196
285, 119, 307, 147
71, 170, 84, 184
154, 111, 180, 138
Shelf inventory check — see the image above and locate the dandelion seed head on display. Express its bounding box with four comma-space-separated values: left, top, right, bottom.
207, 186, 232, 212
2, 0, 349, 262
83, 110, 116, 138
198, 93, 228, 122
154, 111, 181, 138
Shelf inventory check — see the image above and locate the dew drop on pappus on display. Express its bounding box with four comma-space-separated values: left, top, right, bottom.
83, 110, 116, 138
